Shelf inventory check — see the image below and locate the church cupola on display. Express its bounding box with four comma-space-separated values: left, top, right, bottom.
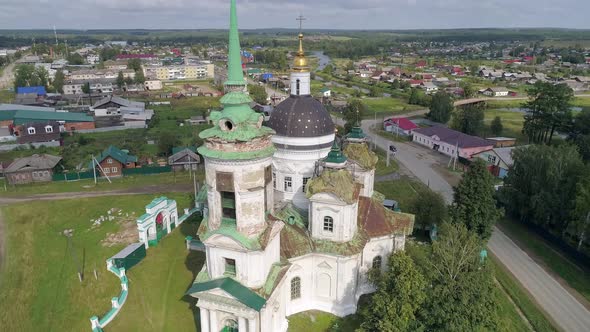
289, 27, 311, 96
324, 136, 347, 169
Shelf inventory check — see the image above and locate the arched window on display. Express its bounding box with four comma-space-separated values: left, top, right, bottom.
222, 319, 238, 332
296, 79, 300, 95
323, 216, 334, 232
372, 256, 382, 269
291, 277, 301, 300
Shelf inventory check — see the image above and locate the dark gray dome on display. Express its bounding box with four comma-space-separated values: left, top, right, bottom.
267, 95, 334, 138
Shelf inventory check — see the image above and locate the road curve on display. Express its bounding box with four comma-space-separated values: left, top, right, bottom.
350, 117, 590, 332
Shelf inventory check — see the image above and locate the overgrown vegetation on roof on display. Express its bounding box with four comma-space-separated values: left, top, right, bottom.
343, 143, 378, 169
306, 169, 356, 204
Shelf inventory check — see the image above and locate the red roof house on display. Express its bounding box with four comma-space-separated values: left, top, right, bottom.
416, 60, 427, 68
384, 117, 418, 135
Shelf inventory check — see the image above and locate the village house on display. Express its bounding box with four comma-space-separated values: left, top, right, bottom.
4, 154, 62, 185
5, 109, 95, 133
15, 121, 60, 144
103, 60, 129, 70
168, 147, 201, 171
320, 87, 331, 98
420, 82, 439, 94
472, 146, 519, 178
482, 87, 510, 97
383, 117, 418, 136
412, 126, 495, 159
90, 145, 138, 177
144, 80, 163, 91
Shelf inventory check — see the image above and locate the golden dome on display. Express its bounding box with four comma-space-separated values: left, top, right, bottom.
293, 33, 309, 71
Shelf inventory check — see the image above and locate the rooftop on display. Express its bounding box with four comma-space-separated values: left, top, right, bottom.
414, 125, 494, 149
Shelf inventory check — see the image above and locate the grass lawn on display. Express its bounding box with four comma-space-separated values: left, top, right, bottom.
0, 89, 14, 103
572, 96, 590, 108
0, 193, 196, 332
0, 170, 202, 197
484, 109, 526, 141
362, 97, 422, 118
486, 99, 526, 109
107, 219, 204, 332
374, 177, 430, 213
374, 146, 399, 176
491, 255, 558, 332
287, 310, 361, 332
497, 218, 590, 303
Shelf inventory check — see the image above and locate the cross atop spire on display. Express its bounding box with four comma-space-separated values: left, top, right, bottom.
296, 15, 306, 34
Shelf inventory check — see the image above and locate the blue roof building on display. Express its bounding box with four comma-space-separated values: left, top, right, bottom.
16, 86, 47, 96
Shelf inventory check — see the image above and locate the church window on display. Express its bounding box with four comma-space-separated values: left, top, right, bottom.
284, 176, 292, 192
372, 256, 382, 270
323, 216, 334, 232
221, 191, 237, 220
302, 177, 310, 192
296, 79, 300, 95
222, 319, 238, 332
291, 277, 301, 300
224, 258, 236, 276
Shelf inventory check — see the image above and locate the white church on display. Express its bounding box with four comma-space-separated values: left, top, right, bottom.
187, 1, 415, 331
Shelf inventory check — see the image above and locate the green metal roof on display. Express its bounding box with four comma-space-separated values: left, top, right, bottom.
324, 140, 347, 164
186, 277, 266, 311
347, 125, 366, 140
0, 110, 17, 121
12, 110, 94, 125
226, 0, 246, 86
89, 145, 138, 168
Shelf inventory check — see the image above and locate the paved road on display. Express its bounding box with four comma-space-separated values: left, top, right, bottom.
347, 117, 590, 332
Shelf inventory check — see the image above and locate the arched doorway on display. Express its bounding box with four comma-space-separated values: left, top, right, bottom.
221, 319, 238, 332
155, 212, 167, 241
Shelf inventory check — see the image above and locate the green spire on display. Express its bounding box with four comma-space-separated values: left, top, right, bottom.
325, 139, 347, 164
225, 0, 245, 87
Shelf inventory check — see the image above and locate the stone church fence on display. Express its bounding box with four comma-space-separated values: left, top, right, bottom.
89, 260, 129, 332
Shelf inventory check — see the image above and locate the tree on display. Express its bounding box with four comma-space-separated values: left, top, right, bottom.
53, 70, 65, 94
421, 223, 499, 332
369, 86, 379, 97
570, 169, 590, 251
127, 58, 142, 72
124, 77, 134, 86
460, 82, 475, 98
202, 50, 208, 58
248, 84, 268, 105
116, 71, 125, 89
450, 159, 502, 240
567, 108, 590, 162
158, 132, 180, 156
500, 144, 584, 235
490, 116, 503, 136
358, 252, 427, 332
450, 104, 485, 136
523, 81, 573, 144
428, 91, 453, 123
67, 53, 84, 65
134, 70, 146, 84
411, 190, 447, 231
342, 99, 366, 133
81, 82, 90, 95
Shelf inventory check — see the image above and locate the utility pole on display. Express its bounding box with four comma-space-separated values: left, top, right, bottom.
92, 154, 97, 184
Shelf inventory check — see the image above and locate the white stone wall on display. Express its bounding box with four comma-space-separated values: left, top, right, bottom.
205, 229, 281, 288
271, 133, 334, 210
204, 156, 273, 235
349, 165, 375, 198
290, 71, 311, 96
357, 235, 396, 295
309, 193, 358, 243
413, 132, 458, 158
285, 253, 360, 317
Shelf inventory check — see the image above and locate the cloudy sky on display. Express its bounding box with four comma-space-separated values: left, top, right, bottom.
0, 0, 588, 30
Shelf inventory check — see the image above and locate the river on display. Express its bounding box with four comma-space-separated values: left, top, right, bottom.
312, 51, 331, 71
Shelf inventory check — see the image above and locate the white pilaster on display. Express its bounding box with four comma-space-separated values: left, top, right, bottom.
248, 317, 257, 332
209, 310, 218, 332
238, 316, 247, 332
200, 308, 210, 332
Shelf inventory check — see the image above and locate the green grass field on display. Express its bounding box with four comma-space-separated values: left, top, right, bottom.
374, 147, 400, 176
0, 194, 197, 332
0, 89, 14, 103
0, 171, 202, 197
498, 218, 590, 303
484, 109, 526, 141
362, 97, 422, 118
288, 310, 360, 332
374, 177, 430, 213
107, 219, 203, 332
